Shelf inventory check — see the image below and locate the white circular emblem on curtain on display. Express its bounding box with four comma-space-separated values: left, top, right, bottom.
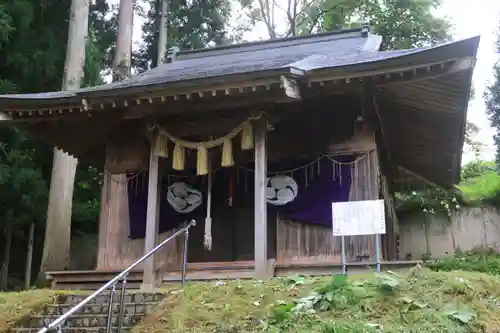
167, 182, 203, 213
265, 175, 298, 206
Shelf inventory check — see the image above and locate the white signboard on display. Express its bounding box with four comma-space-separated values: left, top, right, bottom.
332, 200, 386, 236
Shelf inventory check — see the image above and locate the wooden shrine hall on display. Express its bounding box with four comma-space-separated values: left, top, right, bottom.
0, 25, 479, 289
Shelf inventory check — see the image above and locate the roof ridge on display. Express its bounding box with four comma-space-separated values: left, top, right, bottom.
176, 26, 371, 60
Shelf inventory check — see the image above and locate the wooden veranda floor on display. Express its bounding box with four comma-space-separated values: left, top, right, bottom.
46, 260, 423, 289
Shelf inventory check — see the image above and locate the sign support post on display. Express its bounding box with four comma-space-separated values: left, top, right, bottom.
375, 234, 381, 273
341, 236, 346, 274
332, 199, 386, 274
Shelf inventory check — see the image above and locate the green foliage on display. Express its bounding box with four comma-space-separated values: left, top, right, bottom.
72, 166, 102, 225
396, 188, 460, 216
354, 0, 451, 50
134, 0, 231, 72
262, 270, 483, 332
237, 0, 451, 49
0, 127, 47, 227
396, 160, 500, 214
301, 0, 451, 49
456, 161, 500, 205
464, 122, 484, 159
0, 0, 114, 289
426, 249, 500, 276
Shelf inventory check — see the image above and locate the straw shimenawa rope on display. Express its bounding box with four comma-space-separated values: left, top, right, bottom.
153, 114, 263, 175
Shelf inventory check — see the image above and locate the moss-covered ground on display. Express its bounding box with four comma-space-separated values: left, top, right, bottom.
132, 267, 500, 333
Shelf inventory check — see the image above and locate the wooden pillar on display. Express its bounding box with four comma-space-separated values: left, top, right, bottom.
141, 143, 160, 291
96, 172, 109, 269
254, 117, 269, 279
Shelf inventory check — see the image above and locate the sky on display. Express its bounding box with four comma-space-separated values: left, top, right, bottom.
117, 0, 500, 163
443, 0, 500, 163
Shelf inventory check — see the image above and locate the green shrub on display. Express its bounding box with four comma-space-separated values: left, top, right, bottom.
425, 249, 500, 275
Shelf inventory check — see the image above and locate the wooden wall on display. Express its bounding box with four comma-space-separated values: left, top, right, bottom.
96, 173, 275, 271
95, 124, 397, 270
276, 148, 382, 265
96, 172, 183, 270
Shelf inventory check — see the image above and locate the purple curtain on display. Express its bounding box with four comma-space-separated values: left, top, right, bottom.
127, 155, 354, 239
270, 157, 352, 226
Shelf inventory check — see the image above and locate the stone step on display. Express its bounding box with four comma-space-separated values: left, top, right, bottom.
39, 302, 157, 316
11, 327, 133, 333
57, 292, 165, 306
20, 314, 142, 329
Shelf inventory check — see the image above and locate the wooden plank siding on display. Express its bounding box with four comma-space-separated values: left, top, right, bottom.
276, 150, 382, 265
95, 129, 395, 271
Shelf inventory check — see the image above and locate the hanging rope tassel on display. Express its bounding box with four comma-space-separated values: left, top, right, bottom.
154, 134, 169, 158
197, 146, 208, 175
221, 138, 234, 167
172, 143, 185, 170
204, 158, 213, 250
241, 121, 253, 150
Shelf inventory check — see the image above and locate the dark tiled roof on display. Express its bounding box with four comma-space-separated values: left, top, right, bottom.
84, 28, 380, 92
0, 28, 380, 100
0, 33, 479, 104
0, 29, 481, 190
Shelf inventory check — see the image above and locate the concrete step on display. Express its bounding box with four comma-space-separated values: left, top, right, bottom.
39, 302, 157, 316
11, 293, 166, 333
11, 327, 133, 333
56, 292, 165, 306
20, 314, 142, 329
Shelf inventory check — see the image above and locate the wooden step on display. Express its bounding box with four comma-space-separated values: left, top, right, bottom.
46, 261, 263, 289
47, 270, 146, 290
275, 260, 423, 276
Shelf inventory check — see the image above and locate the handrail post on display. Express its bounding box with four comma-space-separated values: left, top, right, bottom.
117, 277, 128, 333
181, 228, 190, 287
106, 284, 117, 333
36, 219, 195, 333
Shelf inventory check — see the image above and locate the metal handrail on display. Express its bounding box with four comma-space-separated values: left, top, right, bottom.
38, 219, 196, 333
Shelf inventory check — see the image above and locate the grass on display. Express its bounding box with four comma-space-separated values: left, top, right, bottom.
0, 289, 58, 332
131, 267, 500, 333
426, 249, 500, 276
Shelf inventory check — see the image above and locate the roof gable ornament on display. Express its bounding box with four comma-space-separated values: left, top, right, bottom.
167, 46, 180, 62
280, 75, 301, 99
361, 22, 371, 37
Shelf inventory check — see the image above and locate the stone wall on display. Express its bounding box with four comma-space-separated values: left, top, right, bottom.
399, 206, 500, 259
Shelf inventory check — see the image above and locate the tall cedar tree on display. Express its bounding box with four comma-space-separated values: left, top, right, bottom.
0, 0, 114, 289
40, 0, 90, 277
134, 0, 231, 72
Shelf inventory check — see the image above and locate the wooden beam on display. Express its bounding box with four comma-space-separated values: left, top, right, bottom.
307, 57, 475, 89
380, 57, 475, 87
398, 166, 444, 189
122, 90, 296, 119
254, 117, 269, 279
362, 82, 397, 179
141, 141, 160, 291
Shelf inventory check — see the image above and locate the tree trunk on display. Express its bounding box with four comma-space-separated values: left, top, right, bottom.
0, 210, 14, 290
25, 222, 35, 290
157, 0, 168, 65
39, 0, 89, 280
113, 0, 134, 81
97, 0, 134, 270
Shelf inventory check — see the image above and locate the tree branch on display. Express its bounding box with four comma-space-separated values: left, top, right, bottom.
306, 4, 340, 35
257, 0, 277, 38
